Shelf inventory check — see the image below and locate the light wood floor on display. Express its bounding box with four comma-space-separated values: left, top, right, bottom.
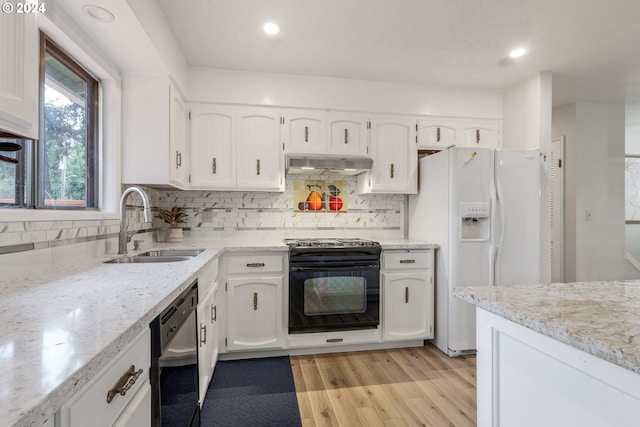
291, 343, 476, 427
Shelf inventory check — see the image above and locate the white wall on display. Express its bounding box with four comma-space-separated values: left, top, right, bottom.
189, 67, 503, 118
503, 72, 552, 149
553, 102, 639, 281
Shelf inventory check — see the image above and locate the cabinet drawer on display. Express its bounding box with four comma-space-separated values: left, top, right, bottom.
59, 329, 150, 427
383, 250, 432, 270
199, 258, 219, 296
226, 254, 284, 274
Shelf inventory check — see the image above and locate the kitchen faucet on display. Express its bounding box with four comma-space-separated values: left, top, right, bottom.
119, 186, 153, 254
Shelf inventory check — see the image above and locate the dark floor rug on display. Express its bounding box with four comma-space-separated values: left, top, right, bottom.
200, 356, 302, 427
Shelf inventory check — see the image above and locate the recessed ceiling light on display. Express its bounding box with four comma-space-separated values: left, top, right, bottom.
509, 48, 527, 59
263, 22, 280, 35
81, 5, 115, 23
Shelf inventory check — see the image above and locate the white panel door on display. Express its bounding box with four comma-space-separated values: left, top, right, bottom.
169, 85, 189, 188
190, 106, 236, 189
448, 147, 493, 353
328, 112, 369, 156
367, 118, 417, 193
382, 272, 433, 341
494, 149, 542, 285
284, 110, 327, 154
236, 109, 284, 191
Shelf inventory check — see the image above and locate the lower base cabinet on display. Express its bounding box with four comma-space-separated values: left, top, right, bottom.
57, 329, 151, 427
382, 250, 434, 341
198, 282, 219, 405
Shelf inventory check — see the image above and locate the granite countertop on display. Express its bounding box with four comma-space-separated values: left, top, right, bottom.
454, 281, 640, 375
2, 237, 433, 427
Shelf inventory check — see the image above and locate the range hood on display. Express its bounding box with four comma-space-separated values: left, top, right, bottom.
286, 155, 373, 176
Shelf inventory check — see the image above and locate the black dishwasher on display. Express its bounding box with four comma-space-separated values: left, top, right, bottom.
150, 281, 200, 427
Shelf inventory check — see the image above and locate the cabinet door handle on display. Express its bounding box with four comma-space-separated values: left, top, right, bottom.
200, 323, 207, 346
304, 126, 309, 142
390, 163, 395, 179
253, 292, 258, 310
176, 150, 182, 168
256, 159, 261, 175
476, 129, 480, 144
246, 262, 265, 268
212, 304, 217, 322
405, 287, 409, 303
212, 157, 217, 174
106, 365, 143, 403
399, 259, 416, 264
344, 128, 349, 144
436, 127, 441, 142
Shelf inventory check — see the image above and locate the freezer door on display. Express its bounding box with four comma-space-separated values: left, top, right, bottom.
448, 147, 493, 354
494, 149, 541, 285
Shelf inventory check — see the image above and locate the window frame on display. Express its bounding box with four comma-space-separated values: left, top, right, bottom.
38, 33, 100, 210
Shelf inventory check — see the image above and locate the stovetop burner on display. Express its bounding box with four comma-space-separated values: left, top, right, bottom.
284, 238, 380, 248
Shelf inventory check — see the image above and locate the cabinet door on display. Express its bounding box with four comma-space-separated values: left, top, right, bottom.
236, 109, 284, 191
191, 106, 236, 189
169, 85, 189, 188
0, 10, 38, 139
460, 121, 501, 149
328, 113, 369, 156
284, 110, 327, 154
417, 120, 457, 149
227, 276, 284, 351
362, 118, 417, 194
382, 271, 433, 341
197, 285, 217, 404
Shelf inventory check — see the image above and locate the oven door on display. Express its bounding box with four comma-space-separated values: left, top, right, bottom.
289, 258, 380, 333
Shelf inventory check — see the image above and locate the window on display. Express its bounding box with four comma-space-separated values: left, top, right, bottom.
0, 138, 32, 207
39, 34, 99, 208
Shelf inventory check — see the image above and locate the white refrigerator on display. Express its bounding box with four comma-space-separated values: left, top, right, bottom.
408, 146, 542, 356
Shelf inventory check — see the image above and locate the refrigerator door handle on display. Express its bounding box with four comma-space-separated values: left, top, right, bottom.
494, 166, 507, 286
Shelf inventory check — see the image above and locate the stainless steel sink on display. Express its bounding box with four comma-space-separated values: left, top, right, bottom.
138, 249, 204, 257
104, 249, 204, 264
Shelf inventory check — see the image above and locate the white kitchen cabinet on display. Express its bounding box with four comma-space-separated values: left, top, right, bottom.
223, 253, 286, 351
459, 120, 501, 149
417, 118, 457, 149
169, 85, 190, 186
236, 108, 284, 191
0, 8, 39, 139
416, 117, 502, 150
190, 104, 237, 189
198, 282, 218, 405
283, 109, 327, 154
122, 75, 189, 189
382, 250, 434, 342
57, 329, 151, 427
358, 117, 417, 194
327, 112, 369, 156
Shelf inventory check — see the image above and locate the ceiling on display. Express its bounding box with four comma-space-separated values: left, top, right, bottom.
156, 0, 640, 108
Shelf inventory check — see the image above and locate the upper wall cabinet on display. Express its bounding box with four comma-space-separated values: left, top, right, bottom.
283, 110, 327, 154
190, 104, 236, 189
236, 108, 284, 191
417, 117, 502, 150
327, 112, 369, 156
190, 104, 284, 192
357, 117, 417, 194
0, 11, 38, 139
122, 76, 189, 189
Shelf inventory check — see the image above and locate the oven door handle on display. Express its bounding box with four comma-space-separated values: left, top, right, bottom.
291, 264, 379, 272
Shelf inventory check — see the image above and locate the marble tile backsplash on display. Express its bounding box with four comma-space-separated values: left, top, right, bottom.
0, 175, 404, 269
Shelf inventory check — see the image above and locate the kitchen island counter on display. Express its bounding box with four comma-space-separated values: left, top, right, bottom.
455, 281, 640, 426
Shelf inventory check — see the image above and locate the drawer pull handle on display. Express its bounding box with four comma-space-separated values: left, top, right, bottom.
212, 304, 217, 322
200, 323, 207, 346
327, 338, 343, 343
107, 365, 143, 403
246, 262, 265, 268
399, 259, 416, 264
253, 292, 258, 310
405, 286, 409, 303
